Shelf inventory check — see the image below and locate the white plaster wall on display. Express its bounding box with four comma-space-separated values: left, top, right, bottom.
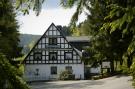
90, 66, 101, 74
46, 38, 48, 43
53, 30, 57, 35
61, 38, 64, 43
57, 30, 60, 35
42, 38, 45, 43
24, 63, 84, 81
65, 44, 68, 48
58, 38, 60, 43
49, 31, 52, 35
53, 25, 57, 31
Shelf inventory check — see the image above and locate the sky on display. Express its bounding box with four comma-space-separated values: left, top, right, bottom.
17, 0, 86, 35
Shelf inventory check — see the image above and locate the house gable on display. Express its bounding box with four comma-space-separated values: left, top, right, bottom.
24, 23, 82, 64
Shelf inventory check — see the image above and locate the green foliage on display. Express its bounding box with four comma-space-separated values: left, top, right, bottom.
60, 0, 78, 8
0, 0, 23, 59
131, 61, 135, 79
15, 0, 135, 85
0, 1, 29, 89
20, 34, 41, 54
16, 0, 45, 16
91, 74, 111, 80
120, 65, 130, 74
71, 27, 81, 36
101, 0, 135, 85
130, 60, 135, 87
15, 56, 26, 76
61, 26, 72, 36
59, 70, 75, 80
61, 0, 90, 26
78, 0, 133, 73
0, 53, 30, 89
101, 0, 135, 68
76, 0, 115, 72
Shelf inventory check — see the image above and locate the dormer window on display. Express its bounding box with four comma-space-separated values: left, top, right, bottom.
49, 38, 57, 45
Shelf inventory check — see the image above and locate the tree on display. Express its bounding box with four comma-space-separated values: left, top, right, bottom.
16, 0, 89, 25
73, 0, 132, 73
61, 0, 90, 26
61, 26, 72, 36
102, 0, 135, 68
71, 0, 114, 72
74, 0, 108, 36
0, 0, 29, 89
0, 0, 23, 60
15, 0, 45, 16
101, 0, 135, 85
0, 53, 30, 89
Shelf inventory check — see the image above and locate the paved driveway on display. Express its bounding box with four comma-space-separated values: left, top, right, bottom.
29, 75, 133, 89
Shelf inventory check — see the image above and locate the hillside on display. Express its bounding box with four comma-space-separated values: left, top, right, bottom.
19, 27, 71, 55
19, 34, 41, 54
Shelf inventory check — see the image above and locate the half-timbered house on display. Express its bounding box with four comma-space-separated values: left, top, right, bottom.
24, 23, 91, 81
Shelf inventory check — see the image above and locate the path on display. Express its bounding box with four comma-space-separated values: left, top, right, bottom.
29, 75, 134, 89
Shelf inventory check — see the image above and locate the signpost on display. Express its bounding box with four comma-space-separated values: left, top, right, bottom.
102, 61, 110, 68
101, 61, 111, 76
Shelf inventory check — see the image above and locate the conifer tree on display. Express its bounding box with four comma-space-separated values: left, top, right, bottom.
0, 0, 23, 60
102, 0, 135, 68
0, 0, 29, 89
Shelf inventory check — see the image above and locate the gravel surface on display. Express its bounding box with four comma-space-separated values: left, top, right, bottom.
29, 75, 134, 89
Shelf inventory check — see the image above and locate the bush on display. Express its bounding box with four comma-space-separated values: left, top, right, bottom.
120, 65, 130, 74
59, 70, 75, 80
91, 73, 111, 80
92, 76, 101, 80
130, 61, 135, 87
131, 62, 135, 79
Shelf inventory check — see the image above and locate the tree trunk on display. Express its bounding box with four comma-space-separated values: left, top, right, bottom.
127, 51, 135, 68
110, 59, 114, 74
120, 59, 123, 65
115, 61, 117, 71
127, 56, 132, 68
0, 80, 4, 89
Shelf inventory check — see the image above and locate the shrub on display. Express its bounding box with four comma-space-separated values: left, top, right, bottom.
120, 65, 130, 74
130, 61, 135, 87
92, 76, 101, 80
59, 70, 75, 80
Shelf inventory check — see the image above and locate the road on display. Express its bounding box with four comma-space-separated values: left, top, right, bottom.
29, 75, 134, 89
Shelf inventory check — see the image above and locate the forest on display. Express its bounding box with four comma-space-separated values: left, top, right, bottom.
0, 0, 135, 89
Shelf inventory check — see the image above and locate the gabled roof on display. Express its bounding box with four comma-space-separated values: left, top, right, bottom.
66, 36, 91, 42
74, 48, 82, 57
24, 23, 83, 62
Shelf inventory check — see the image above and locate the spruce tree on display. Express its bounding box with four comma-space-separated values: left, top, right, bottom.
0, 0, 23, 60
0, 0, 29, 89
77, 0, 132, 72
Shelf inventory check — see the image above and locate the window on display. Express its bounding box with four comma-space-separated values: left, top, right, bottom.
65, 66, 73, 73
49, 38, 57, 45
51, 66, 57, 74
35, 68, 39, 76
65, 52, 72, 60
49, 52, 57, 60
34, 52, 42, 60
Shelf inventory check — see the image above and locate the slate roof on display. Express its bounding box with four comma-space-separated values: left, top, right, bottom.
66, 36, 90, 42
57, 25, 91, 42
65, 36, 91, 57
74, 48, 82, 57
